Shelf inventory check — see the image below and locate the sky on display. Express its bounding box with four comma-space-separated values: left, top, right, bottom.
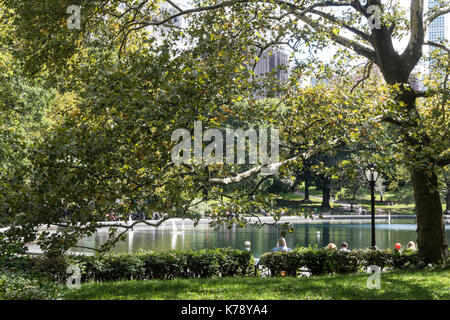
168, 0, 448, 75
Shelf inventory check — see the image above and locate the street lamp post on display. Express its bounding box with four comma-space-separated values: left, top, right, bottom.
364, 163, 380, 250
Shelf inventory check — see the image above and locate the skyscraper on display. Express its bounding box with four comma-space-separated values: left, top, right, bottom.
254, 48, 290, 84
154, 1, 291, 99
426, 0, 449, 76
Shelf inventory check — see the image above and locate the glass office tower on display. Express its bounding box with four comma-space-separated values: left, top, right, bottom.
428, 0, 448, 42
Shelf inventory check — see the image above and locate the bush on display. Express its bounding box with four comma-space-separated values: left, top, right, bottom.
218, 248, 255, 277
258, 248, 419, 276
96, 253, 145, 281
259, 249, 304, 276
66, 248, 255, 282
0, 247, 421, 288
0, 236, 27, 267
0, 272, 63, 300
267, 179, 291, 194
137, 250, 187, 280
30, 256, 68, 282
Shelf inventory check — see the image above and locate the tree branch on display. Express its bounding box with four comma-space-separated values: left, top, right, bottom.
401, 0, 425, 72
294, 12, 376, 61
424, 41, 450, 54
208, 155, 300, 185
424, 5, 450, 30
308, 8, 371, 41
166, 0, 183, 12
437, 148, 450, 167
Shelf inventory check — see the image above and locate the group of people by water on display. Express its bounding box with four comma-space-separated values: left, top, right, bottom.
272, 238, 417, 253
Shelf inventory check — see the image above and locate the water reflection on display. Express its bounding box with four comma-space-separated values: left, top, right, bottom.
76, 219, 450, 258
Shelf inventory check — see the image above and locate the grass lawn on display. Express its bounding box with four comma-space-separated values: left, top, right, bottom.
64, 268, 450, 300
285, 184, 423, 214
346, 199, 416, 214
275, 192, 416, 215
193, 184, 445, 216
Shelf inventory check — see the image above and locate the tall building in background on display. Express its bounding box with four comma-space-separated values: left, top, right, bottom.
252, 48, 290, 98
254, 48, 290, 84
426, 0, 450, 78
156, 2, 291, 98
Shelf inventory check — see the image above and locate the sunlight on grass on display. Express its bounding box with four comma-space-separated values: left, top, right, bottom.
64, 268, 449, 300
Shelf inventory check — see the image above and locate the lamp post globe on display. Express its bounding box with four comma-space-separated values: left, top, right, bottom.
364, 163, 379, 183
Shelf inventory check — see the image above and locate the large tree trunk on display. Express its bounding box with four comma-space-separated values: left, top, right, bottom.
304, 170, 310, 201
290, 170, 301, 192
411, 168, 448, 263
321, 177, 331, 209
386, 84, 449, 263
446, 189, 450, 212
368, 3, 445, 263
352, 185, 358, 201
445, 173, 450, 211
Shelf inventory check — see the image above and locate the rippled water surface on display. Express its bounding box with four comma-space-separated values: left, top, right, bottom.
75, 218, 450, 257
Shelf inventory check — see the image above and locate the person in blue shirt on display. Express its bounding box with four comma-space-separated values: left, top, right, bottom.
273, 238, 291, 252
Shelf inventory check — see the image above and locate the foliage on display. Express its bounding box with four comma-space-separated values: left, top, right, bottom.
0, 247, 444, 300
9, 248, 256, 283
0, 271, 63, 300
1, 0, 449, 262
0, 235, 27, 265
75, 253, 146, 282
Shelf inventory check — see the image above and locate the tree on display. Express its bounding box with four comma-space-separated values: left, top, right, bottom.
0, 5, 57, 179
444, 168, 450, 211
3, 0, 449, 262
127, 0, 449, 262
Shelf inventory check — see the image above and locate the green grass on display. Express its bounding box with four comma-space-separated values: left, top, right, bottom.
277, 192, 311, 201
64, 268, 450, 300
276, 192, 415, 215
289, 183, 420, 214
192, 183, 444, 216
351, 199, 415, 214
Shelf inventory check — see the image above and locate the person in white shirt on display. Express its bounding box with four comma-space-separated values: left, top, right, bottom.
273, 238, 291, 252
340, 242, 350, 252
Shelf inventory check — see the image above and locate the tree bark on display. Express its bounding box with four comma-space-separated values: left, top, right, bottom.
384, 80, 449, 263
321, 177, 331, 209
446, 189, 450, 212
304, 170, 310, 201
445, 173, 450, 211
411, 168, 449, 263
352, 187, 358, 201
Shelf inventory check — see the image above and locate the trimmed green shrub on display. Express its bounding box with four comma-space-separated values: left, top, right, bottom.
30, 256, 68, 282
218, 248, 255, 277
93, 253, 145, 281
1, 247, 422, 286
66, 248, 255, 282
137, 250, 187, 280
259, 249, 304, 276
258, 248, 419, 276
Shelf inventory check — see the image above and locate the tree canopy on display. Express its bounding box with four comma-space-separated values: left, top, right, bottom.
0, 0, 448, 262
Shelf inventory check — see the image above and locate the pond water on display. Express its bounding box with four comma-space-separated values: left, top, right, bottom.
74, 219, 450, 257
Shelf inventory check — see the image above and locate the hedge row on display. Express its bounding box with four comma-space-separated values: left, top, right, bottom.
258, 248, 419, 276
3, 248, 423, 284
29, 248, 256, 282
